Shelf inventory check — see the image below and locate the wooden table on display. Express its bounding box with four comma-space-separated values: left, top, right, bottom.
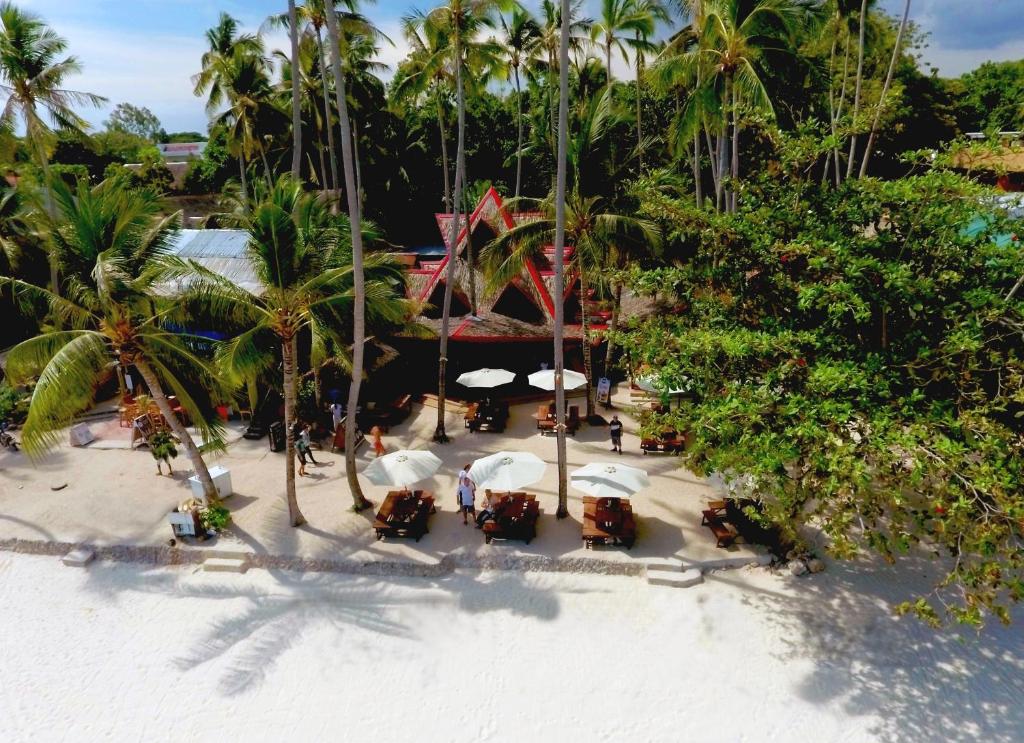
582, 496, 636, 549
482, 492, 539, 544
373, 490, 435, 541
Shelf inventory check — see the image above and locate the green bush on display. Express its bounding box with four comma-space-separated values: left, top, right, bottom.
199, 502, 231, 532
0, 382, 30, 424
50, 163, 89, 186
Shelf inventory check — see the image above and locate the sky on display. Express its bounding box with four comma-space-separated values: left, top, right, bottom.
17, 0, 1024, 135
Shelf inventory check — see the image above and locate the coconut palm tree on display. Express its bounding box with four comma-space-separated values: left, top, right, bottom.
274, 31, 332, 189
498, 6, 541, 198
0, 2, 104, 293
414, 0, 507, 444
325, 0, 375, 506
858, 0, 911, 178
1, 178, 225, 499
536, 0, 591, 170
483, 191, 658, 418
193, 14, 268, 202
627, 0, 669, 168
179, 179, 410, 522
591, 0, 651, 92
551, 0, 572, 518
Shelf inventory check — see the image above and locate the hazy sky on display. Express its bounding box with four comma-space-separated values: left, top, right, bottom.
17, 0, 1024, 135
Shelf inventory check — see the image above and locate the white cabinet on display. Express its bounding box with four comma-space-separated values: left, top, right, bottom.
188, 465, 233, 504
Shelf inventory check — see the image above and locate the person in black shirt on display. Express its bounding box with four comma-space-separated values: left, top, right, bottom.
609, 415, 623, 454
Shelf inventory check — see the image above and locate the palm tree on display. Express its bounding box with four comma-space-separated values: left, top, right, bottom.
483, 191, 658, 418
498, 6, 541, 198
326, 0, 375, 507
181, 179, 409, 523
274, 31, 332, 189
193, 14, 269, 202
0, 2, 104, 293
2, 179, 225, 499
551, 0, 572, 518
288, 0, 303, 179
537, 0, 591, 166
627, 0, 669, 168
394, 18, 454, 211
858, 0, 911, 177
415, 0, 506, 444
675, 0, 801, 212
591, 0, 651, 92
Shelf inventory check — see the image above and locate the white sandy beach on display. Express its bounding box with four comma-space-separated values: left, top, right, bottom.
1, 551, 1022, 743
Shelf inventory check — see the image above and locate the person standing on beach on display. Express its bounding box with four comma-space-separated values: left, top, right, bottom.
609, 415, 624, 454
330, 401, 344, 432
458, 466, 476, 525
370, 425, 386, 457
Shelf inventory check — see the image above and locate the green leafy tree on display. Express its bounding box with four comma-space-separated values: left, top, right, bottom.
2, 178, 226, 499
619, 160, 1024, 627
105, 103, 163, 141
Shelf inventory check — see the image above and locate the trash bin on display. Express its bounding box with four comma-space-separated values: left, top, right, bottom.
268, 421, 285, 452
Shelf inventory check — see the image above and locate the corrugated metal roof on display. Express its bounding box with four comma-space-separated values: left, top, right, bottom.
166, 229, 262, 294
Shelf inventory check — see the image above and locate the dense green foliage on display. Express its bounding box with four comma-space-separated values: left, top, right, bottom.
617, 155, 1024, 625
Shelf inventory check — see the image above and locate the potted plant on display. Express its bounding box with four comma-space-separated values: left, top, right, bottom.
149, 430, 179, 475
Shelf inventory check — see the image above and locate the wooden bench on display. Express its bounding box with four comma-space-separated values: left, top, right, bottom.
701, 511, 736, 548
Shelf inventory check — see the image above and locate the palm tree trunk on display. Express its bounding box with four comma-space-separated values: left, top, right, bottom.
288, 0, 302, 180
133, 358, 217, 502
635, 40, 643, 170
859, 0, 912, 178
316, 138, 328, 191
715, 127, 726, 212
326, 0, 371, 510
606, 38, 613, 91
705, 125, 719, 196
36, 156, 60, 296
730, 80, 739, 214
462, 178, 477, 316
261, 148, 274, 187
315, 25, 340, 196
553, 0, 571, 519
692, 132, 703, 206
833, 30, 851, 186
603, 281, 623, 378
434, 22, 467, 444
237, 155, 250, 204
846, 0, 868, 179
353, 118, 364, 217
579, 270, 595, 418
514, 65, 524, 200
281, 335, 307, 525
437, 96, 452, 212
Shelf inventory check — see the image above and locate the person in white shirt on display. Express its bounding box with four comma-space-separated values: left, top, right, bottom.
330, 402, 344, 432
475, 490, 498, 528
457, 464, 475, 525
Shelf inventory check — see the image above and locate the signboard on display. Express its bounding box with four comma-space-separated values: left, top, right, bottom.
596, 377, 612, 406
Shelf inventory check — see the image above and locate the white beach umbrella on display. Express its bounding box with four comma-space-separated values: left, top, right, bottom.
571, 462, 650, 499
527, 369, 587, 391
363, 450, 443, 488
634, 374, 687, 395
456, 367, 516, 388
470, 451, 547, 492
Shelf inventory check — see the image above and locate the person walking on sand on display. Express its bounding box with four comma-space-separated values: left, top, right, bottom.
458, 467, 476, 525
370, 425, 386, 457
609, 415, 624, 454
300, 423, 319, 465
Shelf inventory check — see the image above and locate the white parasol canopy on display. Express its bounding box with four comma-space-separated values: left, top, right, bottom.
527, 369, 587, 391
470, 451, 547, 492
363, 450, 442, 488
570, 462, 650, 499
456, 367, 516, 388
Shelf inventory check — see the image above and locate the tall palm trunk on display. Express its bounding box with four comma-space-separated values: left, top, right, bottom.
134, 358, 218, 502
603, 281, 622, 379
353, 117, 364, 216
605, 38, 613, 91
326, 1, 371, 509
36, 154, 60, 296
635, 37, 643, 170
514, 65, 524, 199
437, 96, 452, 212
846, 0, 868, 179
462, 178, 477, 316
730, 79, 739, 214
237, 155, 250, 204
280, 335, 306, 525
859, 0, 912, 178
579, 268, 595, 418
315, 25, 340, 196
261, 148, 274, 187
288, 0, 302, 179
434, 21, 467, 444
833, 30, 851, 186
692, 132, 702, 206
552, 0, 571, 519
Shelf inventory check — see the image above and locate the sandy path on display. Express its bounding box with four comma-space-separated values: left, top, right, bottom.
1, 553, 1021, 743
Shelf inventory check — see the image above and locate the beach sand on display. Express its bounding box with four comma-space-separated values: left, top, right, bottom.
1, 551, 1022, 743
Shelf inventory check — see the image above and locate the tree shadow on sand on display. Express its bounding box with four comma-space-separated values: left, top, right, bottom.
78, 561, 582, 697
709, 556, 1024, 743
